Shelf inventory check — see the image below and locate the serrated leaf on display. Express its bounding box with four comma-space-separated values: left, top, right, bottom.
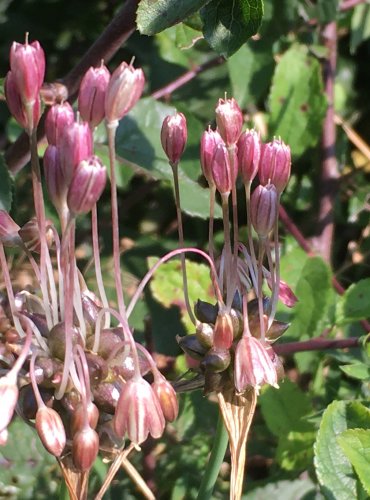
243, 478, 316, 500
200, 0, 264, 58
276, 430, 316, 471
336, 278, 370, 325
340, 363, 370, 380
314, 401, 370, 500
0, 154, 13, 211
350, 4, 370, 54
269, 45, 327, 157
337, 429, 370, 496
115, 97, 221, 219
137, 0, 209, 35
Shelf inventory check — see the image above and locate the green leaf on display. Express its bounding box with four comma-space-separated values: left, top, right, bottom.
314, 401, 370, 500
276, 430, 316, 471
115, 97, 221, 219
200, 0, 264, 58
350, 4, 370, 53
337, 429, 370, 496
244, 478, 317, 500
340, 363, 370, 381
269, 45, 327, 157
137, 0, 209, 35
0, 154, 13, 211
317, 0, 339, 23
336, 278, 370, 325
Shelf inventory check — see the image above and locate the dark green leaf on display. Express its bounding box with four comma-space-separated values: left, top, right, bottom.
276, 430, 316, 470
336, 278, 370, 324
340, 363, 370, 381
200, 0, 264, 58
350, 4, 370, 54
337, 429, 370, 496
317, 0, 339, 23
0, 154, 13, 211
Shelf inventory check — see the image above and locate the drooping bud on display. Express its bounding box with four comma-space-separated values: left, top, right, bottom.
19, 217, 54, 253
234, 336, 278, 394
267, 277, 298, 308
45, 102, 75, 146
0, 373, 18, 432
237, 129, 261, 185
5, 71, 41, 131
152, 376, 179, 422
71, 401, 99, 436
113, 377, 165, 444
266, 320, 290, 342
9, 38, 45, 105
105, 62, 145, 123
201, 348, 231, 373
215, 97, 243, 146
213, 311, 234, 350
35, 406, 66, 457
0, 210, 22, 247
59, 120, 93, 186
250, 184, 278, 237
43, 145, 68, 212
259, 139, 291, 194
72, 426, 99, 471
176, 334, 208, 360
78, 63, 110, 128
211, 143, 237, 196
67, 156, 107, 215
161, 112, 187, 165
200, 128, 224, 187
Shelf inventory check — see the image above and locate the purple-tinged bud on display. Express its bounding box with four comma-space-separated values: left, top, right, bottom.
19, 217, 53, 253
45, 102, 74, 146
0, 210, 22, 247
43, 145, 68, 212
35, 406, 66, 457
71, 402, 99, 436
78, 64, 110, 128
234, 336, 278, 394
259, 139, 291, 194
161, 112, 187, 165
9, 38, 45, 105
105, 62, 145, 123
113, 377, 165, 444
250, 184, 278, 237
72, 426, 99, 471
0, 373, 18, 432
267, 278, 298, 308
59, 120, 93, 186
152, 377, 178, 422
211, 143, 237, 196
67, 156, 107, 215
215, 97, 243, 146
200, 128, 224, 187
5, 71, 41, 131
237, 129, 261, 185
213, 311, 234, 350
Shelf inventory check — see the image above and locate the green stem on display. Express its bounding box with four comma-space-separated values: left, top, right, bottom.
197, 411, 229, 500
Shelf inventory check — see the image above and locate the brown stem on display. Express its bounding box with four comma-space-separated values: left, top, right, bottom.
274, 335, 363, 356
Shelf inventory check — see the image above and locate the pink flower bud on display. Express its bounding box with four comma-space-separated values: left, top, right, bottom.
152, 377, 179, 422
259, 139, 291, 194
113, 377, 165, 445
5, 71, 41, 131
267, 278, 298, 308
72, 426, 99, 471
237, 129, 261, 184
250, 184, 278, 237
78, 64, 110, 128
161, 112, 187, 165
0, 210, 22, 247
234, 336, 278, 394
0, 373, 19, 432
45, 102, 75, 146
9, 38, 45, 105
67, 156, 107, 214
215, 97, 243, 146
59, 120, 93, 186
211, 143, 238, 195
71, 402, 99, 436
105, 62, 145, 123
213, 311, 234, 350
200, 128, 224, 187
35, 406, 66, 457
43, 145, 68, 212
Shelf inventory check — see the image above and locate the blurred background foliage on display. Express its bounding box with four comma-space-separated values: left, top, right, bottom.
0, 0, 370, 498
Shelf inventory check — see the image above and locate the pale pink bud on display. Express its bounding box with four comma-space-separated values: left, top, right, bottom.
78, 64, 110, 128
45, 102, 75, 146
72, 426, 99, 471
200, 128, 224, 187
105, 62, 145, 123
161, 112, 187, 164
43, 145, 68, 212
250, 184, 278, 237
215, 97, 243, 146
35, 406, 66, 457
211, 143, 238, 195
59, 120, 93, 186
152, 377, 179, 422
213, 312, 234, 350
259, 139, 291, 194
10, 39, 45, 105
234, 336, 278, 394
67, 156, 107, 214
267, 278, 298, 308
237, 129, 261, 184
5, 71, 41, 131
19, 217, 54, 253
113, 377, 165, 445
0, 210, 22, 247
0, 373, 19, 432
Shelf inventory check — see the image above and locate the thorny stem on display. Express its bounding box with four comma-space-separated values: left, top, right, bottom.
170, 161, 196, 325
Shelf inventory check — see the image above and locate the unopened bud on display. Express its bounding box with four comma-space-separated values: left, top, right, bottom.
72, 426, 99, 471
267, 278, 298, 308
43, 145, 68, 212
78, 64, 110, 128
45, 102, 74, 146
250, 184, 278, 237
237, 129, 261, 184
211, 143, 237, 196
259, 139, 291, 194
200, 128, 224, 187
71, 401, 99, 436
5, 71, 41, 132
152, 377, 179, 422
215, 97, 243, 146
59, 120, 93, 186
35, 406, 66, 457
0, 210, 22, 247
213, 311, 234, 350
161, 112, 187, 165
